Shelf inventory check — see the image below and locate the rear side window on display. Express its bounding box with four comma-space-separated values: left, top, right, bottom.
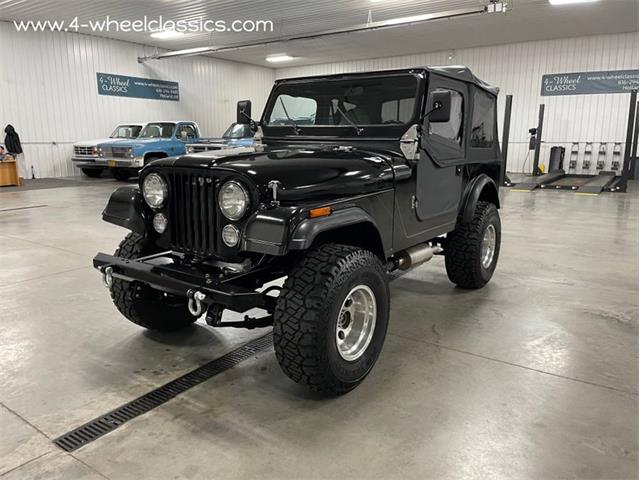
428, 89, 464, 144
471, 90, 496, 148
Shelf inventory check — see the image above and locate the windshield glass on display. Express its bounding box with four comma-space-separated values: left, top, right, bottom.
110, 125, 142, 138
223, 123, 252, 139
264, 74, 419, 128
139, 123, 175, 138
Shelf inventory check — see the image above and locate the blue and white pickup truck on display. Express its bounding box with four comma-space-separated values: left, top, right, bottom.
186, 122, 254, 154
97, 121, 201, 181
72, 123, 145, 177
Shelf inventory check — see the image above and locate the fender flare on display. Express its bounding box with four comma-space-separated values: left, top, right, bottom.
461, 174, 500, 224
102, 186, 148, 234
289, 207, 380, 251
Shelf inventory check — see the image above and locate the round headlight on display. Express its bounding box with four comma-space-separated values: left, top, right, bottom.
222, 224, 240, 247
187, 146, 194, 154
143, 173, 168, 208
153, 213, 168, 233
218, 181, 249, 220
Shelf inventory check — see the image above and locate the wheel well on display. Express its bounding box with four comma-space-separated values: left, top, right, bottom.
310, 222, 385, 260
478, 182, 500, 208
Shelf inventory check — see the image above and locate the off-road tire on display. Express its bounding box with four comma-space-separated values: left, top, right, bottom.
81, 167, 103, 178
110, 232, 196, 331
445, 201, 501, 289
273, 244, 389, 396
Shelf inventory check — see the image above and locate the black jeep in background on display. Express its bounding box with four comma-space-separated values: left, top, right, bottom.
94, 66, 503, 395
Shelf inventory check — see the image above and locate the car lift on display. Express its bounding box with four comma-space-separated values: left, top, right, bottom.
513, 90, 638, 194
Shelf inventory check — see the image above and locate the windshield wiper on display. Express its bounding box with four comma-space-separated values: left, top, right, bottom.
334, 103, 364, 136
279, 98, 301, 135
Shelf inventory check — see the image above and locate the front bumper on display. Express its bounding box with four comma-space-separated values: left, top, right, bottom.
84, 157, 144, 168
93, 252, 275, 314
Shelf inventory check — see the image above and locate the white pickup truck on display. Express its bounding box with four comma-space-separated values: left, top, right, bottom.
72, 124, 146, 177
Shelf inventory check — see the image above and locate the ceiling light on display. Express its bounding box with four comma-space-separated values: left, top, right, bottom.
266, 54, 295, 63
150, 30, 185, 39
380, 13, 435, 26
548, 0, 599, 5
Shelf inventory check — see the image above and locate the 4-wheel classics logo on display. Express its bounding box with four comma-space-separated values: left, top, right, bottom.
96, 72, 179, 101
541, 69, 638, 97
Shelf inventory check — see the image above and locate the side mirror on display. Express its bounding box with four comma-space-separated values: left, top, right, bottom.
428, 91, 451, 123
237, 100, 252, 124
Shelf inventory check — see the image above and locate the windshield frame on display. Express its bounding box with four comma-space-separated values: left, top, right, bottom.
138, 122, 176, 139
260, 71, 425, 139
110, 124, 143, 139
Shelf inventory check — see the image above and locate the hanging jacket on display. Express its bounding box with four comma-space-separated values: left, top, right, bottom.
4, 125, 23, 154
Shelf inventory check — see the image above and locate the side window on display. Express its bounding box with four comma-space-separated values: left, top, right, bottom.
428, 89, 464, 144
470, 90, 496, 148
178, 124, 197, 139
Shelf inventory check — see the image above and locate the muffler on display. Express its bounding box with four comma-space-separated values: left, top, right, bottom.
396, 244, 443, 270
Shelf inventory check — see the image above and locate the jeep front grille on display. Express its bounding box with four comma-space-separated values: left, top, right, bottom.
166, 171, 218, 255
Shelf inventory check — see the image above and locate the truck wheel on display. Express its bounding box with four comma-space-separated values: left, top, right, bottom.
445, 201, 501, 289
111, 168, 132, 181
273, 244, 389, 396
81, 167, 103, 178
110, 233, 196, 331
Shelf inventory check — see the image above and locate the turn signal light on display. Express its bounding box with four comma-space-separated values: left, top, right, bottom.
309, 207, 332, 218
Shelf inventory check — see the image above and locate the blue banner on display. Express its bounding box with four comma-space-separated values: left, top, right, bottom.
541, 69, 639, 96
96, 72, 179, 101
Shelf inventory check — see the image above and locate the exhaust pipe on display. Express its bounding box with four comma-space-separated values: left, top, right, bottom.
396, 244, 443, 271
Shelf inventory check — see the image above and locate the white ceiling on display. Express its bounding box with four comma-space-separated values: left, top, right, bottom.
0, 0, 637, 68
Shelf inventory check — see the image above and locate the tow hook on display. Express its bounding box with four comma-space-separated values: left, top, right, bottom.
101, 266, 114, 289
187, 290, 207, 317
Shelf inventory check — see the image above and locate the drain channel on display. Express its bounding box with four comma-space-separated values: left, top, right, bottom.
54, 332, 273, 452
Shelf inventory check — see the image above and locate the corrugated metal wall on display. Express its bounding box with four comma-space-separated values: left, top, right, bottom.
276, 32, 639, 174
0, 21, 275, 178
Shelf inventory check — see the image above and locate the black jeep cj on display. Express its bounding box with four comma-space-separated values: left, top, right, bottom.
94, 66, 502, 395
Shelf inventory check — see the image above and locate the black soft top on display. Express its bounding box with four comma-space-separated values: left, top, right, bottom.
424, 66, 499, 96
277, 65, 499, 97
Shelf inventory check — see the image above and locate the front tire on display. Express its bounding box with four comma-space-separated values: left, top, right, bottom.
445, 201, 501, 289
273, 244, 389, 396
110, 233, 196, 331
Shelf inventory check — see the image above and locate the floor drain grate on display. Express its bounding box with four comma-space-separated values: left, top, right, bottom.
53, 332, 273, 452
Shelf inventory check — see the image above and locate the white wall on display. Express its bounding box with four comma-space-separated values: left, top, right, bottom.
0, 21, 275, 178
276, 33, 639, 174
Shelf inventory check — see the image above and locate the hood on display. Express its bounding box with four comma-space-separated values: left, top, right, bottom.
151, 145, 397, 202
74, 139, 112, 147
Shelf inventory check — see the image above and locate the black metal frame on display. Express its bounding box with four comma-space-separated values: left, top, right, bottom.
93, 252, 277, 314
500, 94, 513, 187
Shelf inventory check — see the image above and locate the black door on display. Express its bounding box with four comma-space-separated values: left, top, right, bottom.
416, 78, 468, 227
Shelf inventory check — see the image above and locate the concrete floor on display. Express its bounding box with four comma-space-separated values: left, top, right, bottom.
0, 178, 637, 480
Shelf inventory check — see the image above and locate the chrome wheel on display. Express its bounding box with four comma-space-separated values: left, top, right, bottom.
481, 224, 496, 269
336, 285, 377, 361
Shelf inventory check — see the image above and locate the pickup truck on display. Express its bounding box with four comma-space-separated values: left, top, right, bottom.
72, 123, 145, 177
97, 121, 201, 181
186, 122, 254, 154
